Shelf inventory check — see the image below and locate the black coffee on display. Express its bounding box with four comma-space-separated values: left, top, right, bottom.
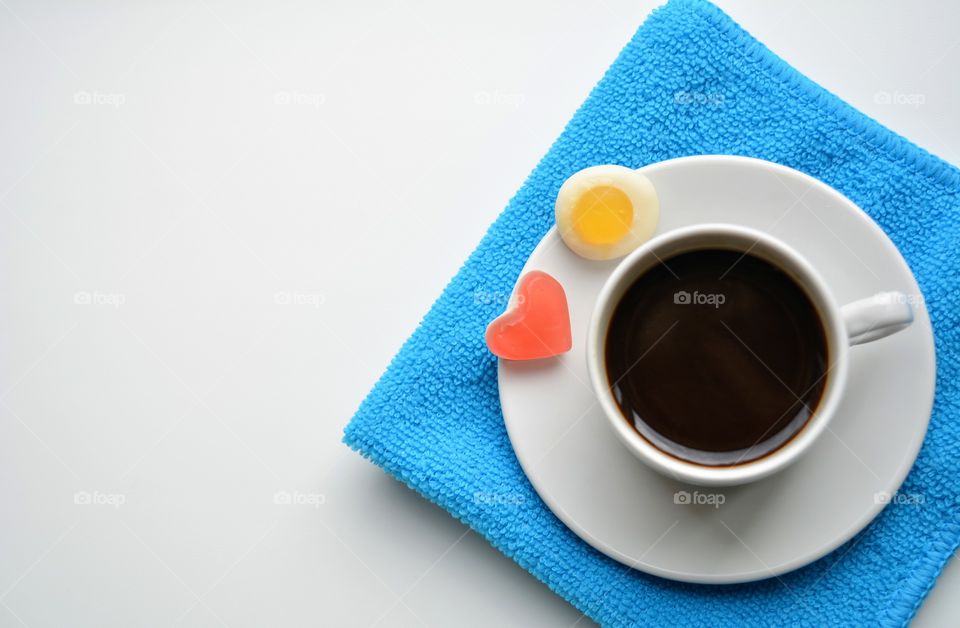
605, 249, 828, 465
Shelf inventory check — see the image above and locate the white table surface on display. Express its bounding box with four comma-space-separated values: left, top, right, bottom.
1, 1, 957, 626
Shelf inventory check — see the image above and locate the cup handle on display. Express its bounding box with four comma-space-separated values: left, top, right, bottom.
840, 291, 914, 346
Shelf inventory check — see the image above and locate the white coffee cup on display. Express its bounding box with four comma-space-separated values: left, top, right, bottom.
586, 223, 914, 486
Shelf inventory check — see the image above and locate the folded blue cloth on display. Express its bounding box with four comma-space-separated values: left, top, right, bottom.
344, 1, 960, 624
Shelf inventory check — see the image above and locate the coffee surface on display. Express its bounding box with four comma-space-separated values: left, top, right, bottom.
605, 249, 828, 465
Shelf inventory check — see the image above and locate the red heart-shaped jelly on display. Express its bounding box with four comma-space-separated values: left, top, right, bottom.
485, 271, 572, 360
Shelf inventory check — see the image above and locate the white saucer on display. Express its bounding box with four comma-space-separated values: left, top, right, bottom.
498, 156, 935, 584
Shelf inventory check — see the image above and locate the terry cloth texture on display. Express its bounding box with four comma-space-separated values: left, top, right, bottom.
344, 1, 960, 625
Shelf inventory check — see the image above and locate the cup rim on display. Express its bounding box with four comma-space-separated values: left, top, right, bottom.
586, 223, 850, 486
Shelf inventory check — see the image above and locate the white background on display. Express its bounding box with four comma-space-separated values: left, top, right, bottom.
1, 1, 958, 626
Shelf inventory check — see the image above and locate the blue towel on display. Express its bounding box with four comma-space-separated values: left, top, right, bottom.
343, 1, 960, 625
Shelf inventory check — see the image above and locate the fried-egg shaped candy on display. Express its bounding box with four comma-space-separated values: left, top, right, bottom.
555, 165, 659, 260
